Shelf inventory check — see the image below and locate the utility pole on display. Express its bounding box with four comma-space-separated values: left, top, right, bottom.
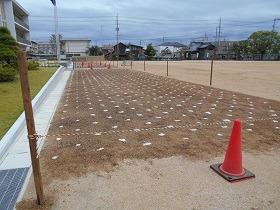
272, 18, 280, 31
116, 13, 119, 68
215, 27, 218, 42
218, 18, 221, 47
54, 3, 60, 62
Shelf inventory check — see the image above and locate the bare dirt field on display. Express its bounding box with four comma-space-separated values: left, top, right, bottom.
131, 61, 280, 101
18, 68, 280, 209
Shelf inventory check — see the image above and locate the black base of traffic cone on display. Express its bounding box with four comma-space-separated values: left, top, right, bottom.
210, 163, 255, 182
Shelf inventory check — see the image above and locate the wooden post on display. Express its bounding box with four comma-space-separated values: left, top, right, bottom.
167, 60, 169, 76
210, 57, 214, 86
131, 60, 133, 69
17, 51, 44, 205
144, 60, 146, 71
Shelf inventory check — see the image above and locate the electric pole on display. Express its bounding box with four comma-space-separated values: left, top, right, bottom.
116, 14, 119, 67
272, 18, 280, 31
215, 27, 218, 42
218, 18, 221, 47
204, 32, 208, 41
54, 3, 60, 62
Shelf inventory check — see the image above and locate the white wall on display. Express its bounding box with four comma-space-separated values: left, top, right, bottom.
3, 0, 16, 38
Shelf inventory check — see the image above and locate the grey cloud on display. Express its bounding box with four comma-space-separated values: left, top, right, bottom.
17, 0, 280, 45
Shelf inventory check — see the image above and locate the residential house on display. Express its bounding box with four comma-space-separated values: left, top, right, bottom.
113, 42, 127, 59
126, 44, 144, 60
212, 41, 236, 60
0, 0, 31, 50
187, 42, 215, 60
101, 44, 114, 56
60, 38, 91, 59
110, 42, 144, 60
156, 42, 187, 59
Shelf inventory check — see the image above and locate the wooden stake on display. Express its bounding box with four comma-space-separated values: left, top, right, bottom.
17, 51, 44, 205
144, 60, 146, 71
210, 58, 214, 86
167, 60, 169, 76
131, 60, 133, 69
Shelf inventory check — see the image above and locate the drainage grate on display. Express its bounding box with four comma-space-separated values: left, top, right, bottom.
0, 167, 29, 210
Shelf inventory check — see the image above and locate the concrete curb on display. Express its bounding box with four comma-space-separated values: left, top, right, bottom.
0, 66, 65, 160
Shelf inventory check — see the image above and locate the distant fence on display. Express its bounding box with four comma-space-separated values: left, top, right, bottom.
73, 56, 105, 62
39, 60, 60, 67
73, 60, 113, 69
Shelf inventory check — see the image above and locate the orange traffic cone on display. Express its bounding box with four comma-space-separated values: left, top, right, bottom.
210, 120, 255, 182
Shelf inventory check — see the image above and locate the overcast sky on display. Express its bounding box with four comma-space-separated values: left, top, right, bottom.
17, 0, 280, 46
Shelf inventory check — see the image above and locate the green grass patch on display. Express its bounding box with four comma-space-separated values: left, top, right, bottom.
0, 67, 57, 139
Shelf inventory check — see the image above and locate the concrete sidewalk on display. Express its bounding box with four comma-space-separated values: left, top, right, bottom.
0, 67, 71, 210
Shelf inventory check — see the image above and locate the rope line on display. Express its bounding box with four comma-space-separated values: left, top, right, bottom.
34, 117, 279, 138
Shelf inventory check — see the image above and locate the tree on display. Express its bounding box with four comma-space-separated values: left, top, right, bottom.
145, 44, 156, 60
0, 27, 18, 67
87, 45, 103, 56
248, 31, 280, 60
0, 27, 18, 81
49, 34, 62, 54
232, 40, 250, 60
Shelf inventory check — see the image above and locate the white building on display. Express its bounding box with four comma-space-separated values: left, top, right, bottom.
60, 38, 91, 59
0, 0, 31, 50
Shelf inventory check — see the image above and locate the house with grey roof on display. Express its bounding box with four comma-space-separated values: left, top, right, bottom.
186, 42, 215, 60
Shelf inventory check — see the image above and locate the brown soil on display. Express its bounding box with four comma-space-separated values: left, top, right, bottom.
132, 60, 280, 101
17, 68, 280, 209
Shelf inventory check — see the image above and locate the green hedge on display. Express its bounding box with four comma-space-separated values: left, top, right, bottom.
28, 60, 40, 71
0, 65, 17, 82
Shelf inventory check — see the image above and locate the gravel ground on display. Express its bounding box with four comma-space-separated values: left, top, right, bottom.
18, 68, 280, 209
131, 60, 280, 101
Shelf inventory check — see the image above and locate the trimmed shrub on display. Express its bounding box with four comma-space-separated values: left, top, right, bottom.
0, 65, 17, 81
0, 27, 18, 68
28, 60, 40, 71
